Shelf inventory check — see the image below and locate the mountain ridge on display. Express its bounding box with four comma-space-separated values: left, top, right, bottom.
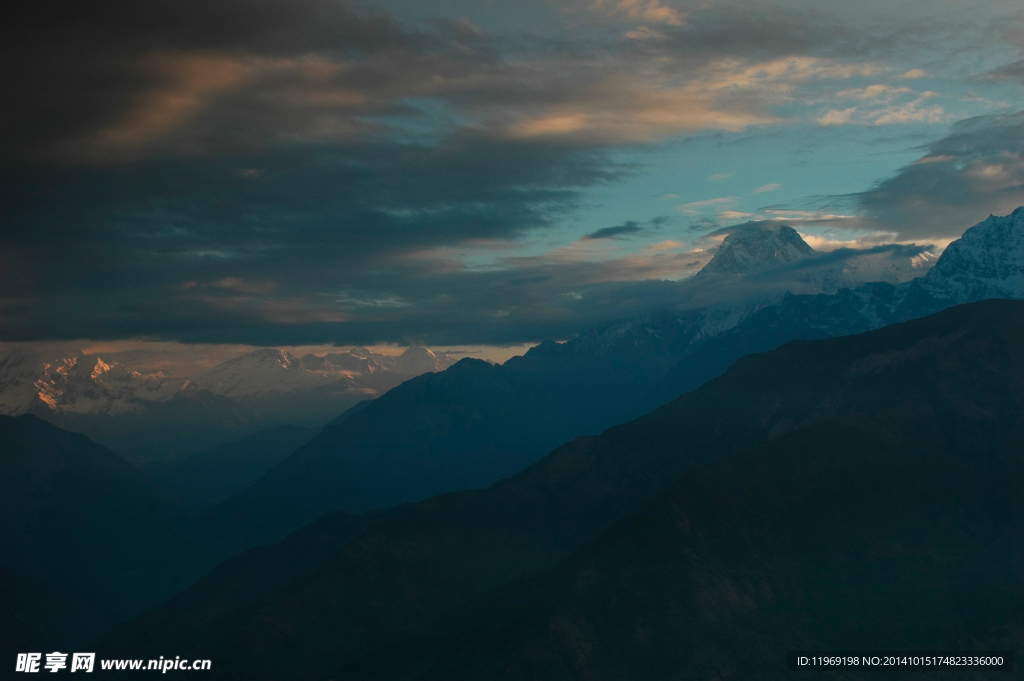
697, 222, 816, 275
0, 345, 456, 461
109, 299, 1024, 680
184, 209, 1024, 557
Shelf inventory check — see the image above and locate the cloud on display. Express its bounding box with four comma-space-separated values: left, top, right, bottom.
818, 91, 949, 126
678, 197, 736, 214
2, 0, 1020, 348
590, 0, 685, 26
505, 75, 777, 142
212, 277, 279, 295
836, 84, 912, 100
90, 53, 269, 151
0, 0, 914, 166
718, 210, 756, 220
897, 69, 928, 79
687, 217, 721, 232
501, 54, 893, 143
0, 133, 627, 344
581, 215, 670, 240
857, 110, 1024, 239
818, 108, 856, 125
582, 221, 645, 240
985, 60, 1024, 82
872, 93, 948, 125
753, 183, 782, 193
1, 0, 409, 163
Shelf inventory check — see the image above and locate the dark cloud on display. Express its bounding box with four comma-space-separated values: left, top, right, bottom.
687, 217, 721, 233
857, 111, 1024, 239
5, 0, 985, 165
1, 0, 414, 162
2, 0, 1018, 347
0, 131, 628, 344
748, 242, 933, 276
987, 59, 1024, 82
582, 220, 644, 240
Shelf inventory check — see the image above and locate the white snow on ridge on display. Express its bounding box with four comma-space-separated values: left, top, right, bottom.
559, 208, 1022, 360
3, 208, 1023, 418
0, 345, 457, 416
0, 350, 185, 416
922, 207, 1024, 301
697, 224, 816, 276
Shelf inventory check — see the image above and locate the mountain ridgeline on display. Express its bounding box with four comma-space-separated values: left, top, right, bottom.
107, 299, 1024, 680
695, 223, 816, 275
342, 302, 1024, 679
7, 209, 1024, 676
199, 209, 1024, 555
0, 345, 455, 462
142, 425, 317, 513
0, 416, 198, 622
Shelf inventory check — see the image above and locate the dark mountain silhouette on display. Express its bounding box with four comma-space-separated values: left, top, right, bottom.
39, 390, 269, 464
0, 565, 112, 666
12, 212, 1024, 669
0, 415, 199, 620
105, 299, 1024, 680
332, 298, 1024, 679
197, 348, 679, 557
346, 420, 1024, 679
196, 209, 1024, 558
0, 345, 457, 464
143, 425, 315, 513
0, 403, 375, 653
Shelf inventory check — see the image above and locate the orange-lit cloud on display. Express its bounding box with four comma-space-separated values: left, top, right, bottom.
508, 57, 884, 142
92, 53, 265, 150
590, 0, 686, 25
87, 52, 369, 158
213, 277, 279, 295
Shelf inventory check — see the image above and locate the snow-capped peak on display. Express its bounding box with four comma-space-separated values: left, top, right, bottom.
91, 357, 113, 379
922, 207, 1024, 301
0, 343, 460, 417
0, 351, 184, 416
396, 345, 450, 375
698, 223, 816, 276
186, 349, 328, 399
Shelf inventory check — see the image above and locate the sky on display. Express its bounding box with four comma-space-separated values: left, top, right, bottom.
3, 0, 1024, 369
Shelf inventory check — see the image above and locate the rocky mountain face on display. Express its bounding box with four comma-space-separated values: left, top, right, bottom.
913, 206, 1024, 303
0, 351, 184, 417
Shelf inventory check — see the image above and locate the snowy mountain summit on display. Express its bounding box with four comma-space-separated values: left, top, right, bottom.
698, 223, 816, 276
0, 350, 183, 416
920, 206, 1024, 303
534, 209, 1022, 365
0, 345, 456, 418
